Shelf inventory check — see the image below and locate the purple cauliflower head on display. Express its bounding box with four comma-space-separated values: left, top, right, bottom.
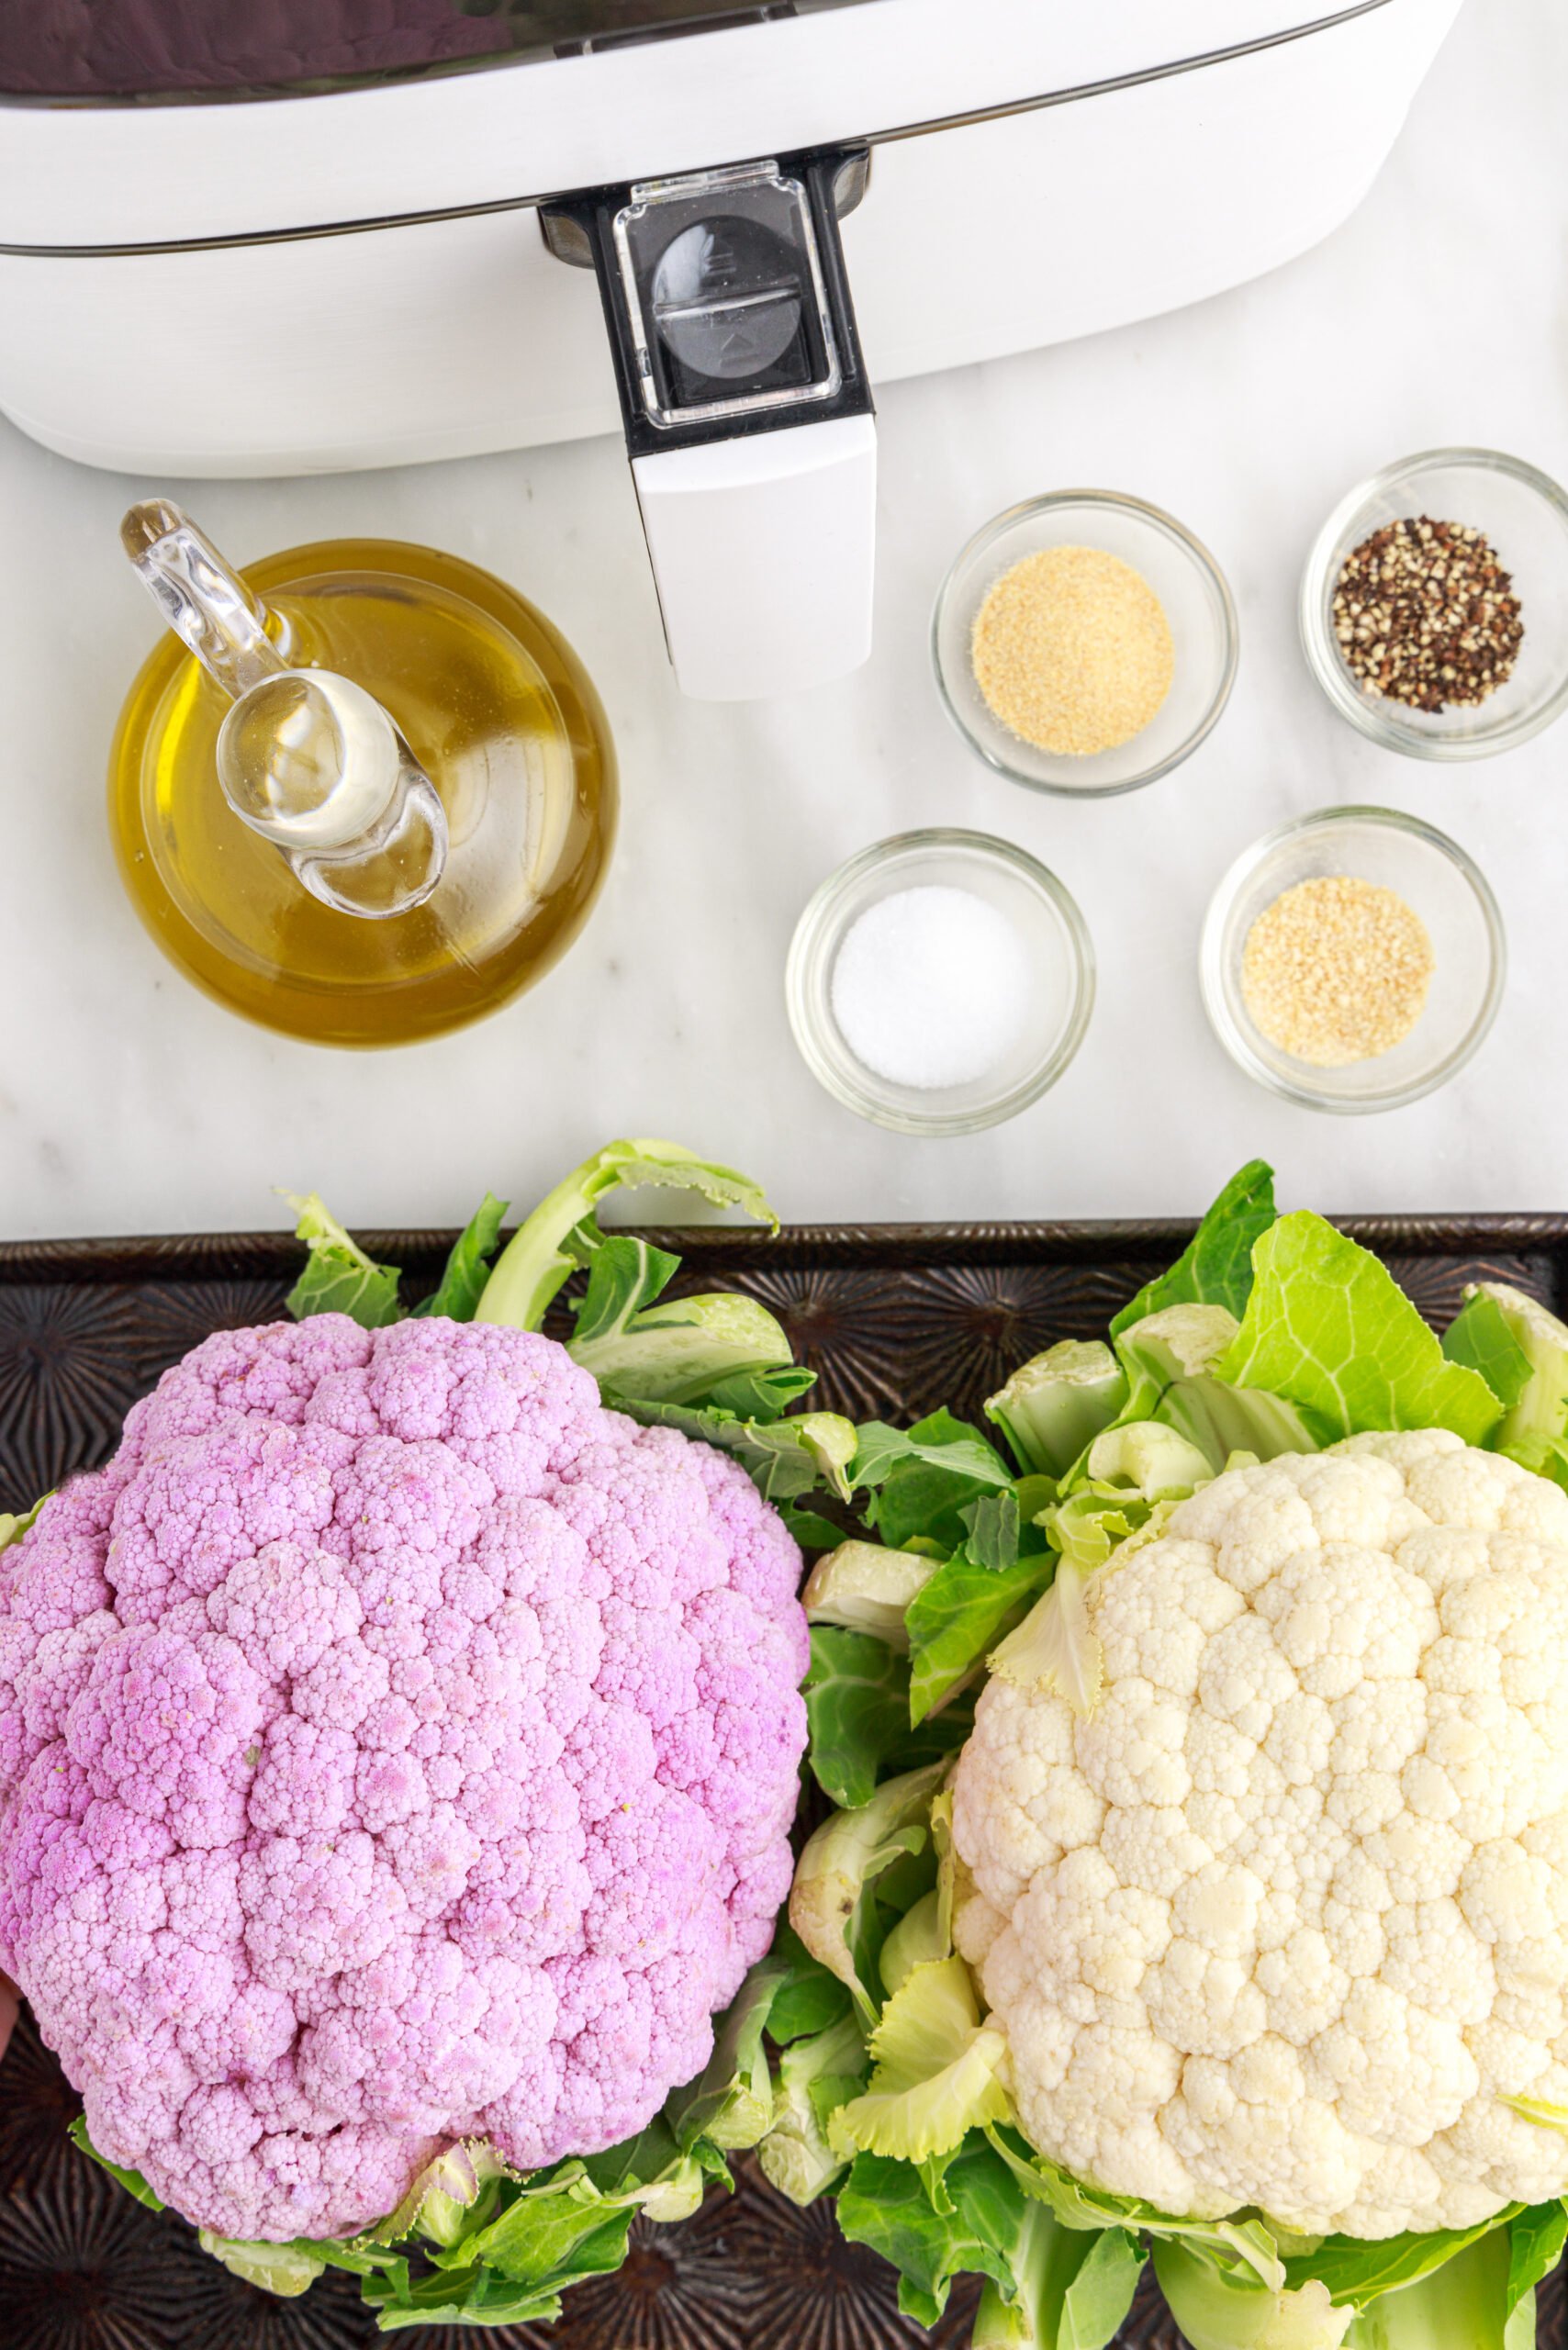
0, 1315, 809, 2241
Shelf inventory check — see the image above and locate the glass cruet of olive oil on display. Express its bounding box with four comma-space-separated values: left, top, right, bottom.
109, 503, 616, 1046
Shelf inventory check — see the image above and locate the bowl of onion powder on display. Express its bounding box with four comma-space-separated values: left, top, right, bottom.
786, 829, 1094, 1134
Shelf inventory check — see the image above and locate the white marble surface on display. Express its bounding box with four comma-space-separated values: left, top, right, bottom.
1, 0, 1565, 1243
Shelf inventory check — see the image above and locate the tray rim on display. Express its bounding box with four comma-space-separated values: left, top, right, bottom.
2, 1211, 1567, 1286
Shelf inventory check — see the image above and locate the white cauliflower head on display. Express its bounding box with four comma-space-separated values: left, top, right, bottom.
951, 1429, 1568, 2238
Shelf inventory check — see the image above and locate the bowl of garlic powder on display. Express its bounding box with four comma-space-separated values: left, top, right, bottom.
932, 489, 1238, 796
1199, 805, 1506, 1113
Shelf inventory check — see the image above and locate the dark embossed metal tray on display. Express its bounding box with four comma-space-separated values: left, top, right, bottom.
4, 1213, 1568, 2350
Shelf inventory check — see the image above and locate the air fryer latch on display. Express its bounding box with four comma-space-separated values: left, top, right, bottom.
541, 145, 868, 268
540, 145, 870, 450
540, 145, 877, 701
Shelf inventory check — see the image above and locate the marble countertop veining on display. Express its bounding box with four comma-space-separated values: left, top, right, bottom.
0, 0, 1564, 1243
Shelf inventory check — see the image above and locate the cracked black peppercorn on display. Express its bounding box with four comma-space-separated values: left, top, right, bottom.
1331, 515, 1524, 713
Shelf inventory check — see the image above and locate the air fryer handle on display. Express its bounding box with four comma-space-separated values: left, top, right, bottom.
543, 146, 876, 703
632, 414, 876, 701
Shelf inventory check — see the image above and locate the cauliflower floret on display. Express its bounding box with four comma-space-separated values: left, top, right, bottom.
0, 1315, 808, 2243
951, 1434, 1568, 2236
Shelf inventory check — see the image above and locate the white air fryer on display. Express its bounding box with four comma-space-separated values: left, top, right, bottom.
0, 0, 1464, 699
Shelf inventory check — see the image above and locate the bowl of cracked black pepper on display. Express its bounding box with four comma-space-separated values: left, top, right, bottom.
1200, 805, 1505, 1112
1301, 446, 1568, 758
933, 489, 1238, 796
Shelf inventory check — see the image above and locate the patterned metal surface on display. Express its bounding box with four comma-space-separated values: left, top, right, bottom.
3, 1213, 1567, 2349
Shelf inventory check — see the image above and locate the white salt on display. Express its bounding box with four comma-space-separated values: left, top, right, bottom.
830, 884, 1028, 1091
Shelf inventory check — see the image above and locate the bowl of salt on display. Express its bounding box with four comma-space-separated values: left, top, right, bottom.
785, 828, 1095, 1135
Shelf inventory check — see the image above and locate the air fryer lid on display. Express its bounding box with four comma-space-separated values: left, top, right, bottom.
0, 2, 1384, 258
0, 0, 862, 100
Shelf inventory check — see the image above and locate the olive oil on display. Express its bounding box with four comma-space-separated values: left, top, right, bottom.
110, 538, 615, 1046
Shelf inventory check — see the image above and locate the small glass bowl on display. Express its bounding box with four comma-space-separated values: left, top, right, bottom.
931, 490, 1238, 797
786, 828, 1094, 1135
1200, 806, 1505, 1113
1300, 447, 1568, 758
